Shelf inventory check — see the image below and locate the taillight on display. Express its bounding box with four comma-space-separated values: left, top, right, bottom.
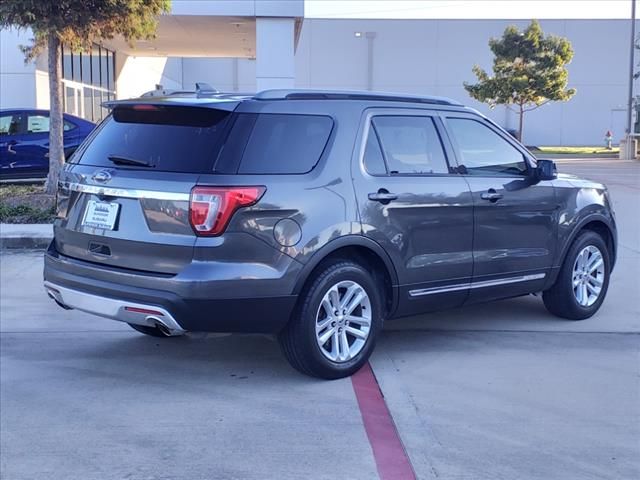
189, 186, 265, 236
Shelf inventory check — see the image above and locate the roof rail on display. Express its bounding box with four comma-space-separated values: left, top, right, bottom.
253, 89, 463, 106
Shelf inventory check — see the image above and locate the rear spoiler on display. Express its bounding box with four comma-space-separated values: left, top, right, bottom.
102, 96, 244, 112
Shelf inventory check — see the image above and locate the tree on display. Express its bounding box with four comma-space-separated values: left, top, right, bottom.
464, 20, 576, 143
0, 0, 170, 194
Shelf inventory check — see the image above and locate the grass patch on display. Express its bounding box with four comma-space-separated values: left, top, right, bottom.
532, 146, 619, 155
0, 203, 55, 224
0, 184, 54, 223
0, 184, 45, 199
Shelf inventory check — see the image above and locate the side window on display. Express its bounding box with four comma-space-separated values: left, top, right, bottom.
372, 116, 449, 175
63, 120, 77, 132
446, 118, 528, 176
0, 115, 13, 135
27, 114, 50, 134
0, 114, 24, 136
362, 126, 387, 175
238, 114, 333, 174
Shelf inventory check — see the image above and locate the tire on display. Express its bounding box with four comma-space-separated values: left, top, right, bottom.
543, 230, 611, 320
278, 260, 384, 379
127, 323, 172, 338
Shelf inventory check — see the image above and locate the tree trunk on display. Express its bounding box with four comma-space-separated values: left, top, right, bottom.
518, 104, 524, 143
45, 33, 64, 195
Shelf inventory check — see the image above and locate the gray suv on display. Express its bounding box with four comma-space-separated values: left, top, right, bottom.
44, 89, 617, 379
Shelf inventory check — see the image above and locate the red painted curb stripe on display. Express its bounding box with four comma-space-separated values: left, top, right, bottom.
351, 362, 416, 480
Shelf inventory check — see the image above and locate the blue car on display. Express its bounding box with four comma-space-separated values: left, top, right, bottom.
0, 109, 95, 181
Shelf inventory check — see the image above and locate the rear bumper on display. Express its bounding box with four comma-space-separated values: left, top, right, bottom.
43, 243, 298, 333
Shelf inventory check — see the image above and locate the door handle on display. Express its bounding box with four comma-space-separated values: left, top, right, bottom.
480, 189, 503, 202
7, 140, 17, 155
368, 190, 398, 204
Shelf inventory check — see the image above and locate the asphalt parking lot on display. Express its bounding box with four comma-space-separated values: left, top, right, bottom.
1, 159, 639, 480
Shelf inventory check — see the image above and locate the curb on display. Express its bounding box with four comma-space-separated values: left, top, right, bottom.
0, 224, 53, 250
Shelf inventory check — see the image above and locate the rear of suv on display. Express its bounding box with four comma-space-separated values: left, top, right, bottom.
44, 89, 617, 379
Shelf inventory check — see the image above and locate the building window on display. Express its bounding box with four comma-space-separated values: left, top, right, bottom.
61, 44, 115, 123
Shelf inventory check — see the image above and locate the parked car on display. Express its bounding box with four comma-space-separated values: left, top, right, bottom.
43, 90, 617, 379
0, 109, 95, 181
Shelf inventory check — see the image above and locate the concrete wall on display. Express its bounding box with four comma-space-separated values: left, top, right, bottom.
0, 28, 37, 109
182, 58, 256, 92
294, 18, 640, 146
115, 56, 183, 99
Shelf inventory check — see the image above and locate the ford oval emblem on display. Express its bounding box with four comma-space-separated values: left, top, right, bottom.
92, 170, 112, 183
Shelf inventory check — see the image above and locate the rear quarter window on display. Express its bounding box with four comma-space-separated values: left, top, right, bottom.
234, 114, 333, 174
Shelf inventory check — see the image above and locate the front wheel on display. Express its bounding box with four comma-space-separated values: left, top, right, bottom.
278, 260, 383, 379
543, 230, 611, 320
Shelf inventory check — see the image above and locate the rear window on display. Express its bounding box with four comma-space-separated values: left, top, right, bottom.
74, 107, 333, 175
73, 106, 231, 173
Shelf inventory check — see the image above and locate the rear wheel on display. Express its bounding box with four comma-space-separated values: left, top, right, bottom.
543, 230, 610, 320
278, 260, 383, 379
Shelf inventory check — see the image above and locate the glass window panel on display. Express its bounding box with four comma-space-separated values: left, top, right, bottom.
64, 86, 77, 115
81, 52, 91, 85
72, 52, 81, 82
91, 46, 101, 88
93, 89, 103, 122
372, 116, 449, 175
107, 51, 114, 91
83, 87, 94, 123
63, 46, 72, 81
0, 114, 25, 135
363, 127, 387, 175
100, 53, 108, 90
27, 114, 50, 133
238, 114, 333, 174
73, 106, 231, 173
446, 118, 528, 176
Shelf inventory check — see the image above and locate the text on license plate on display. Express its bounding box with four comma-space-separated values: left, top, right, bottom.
82, 200, 120, 230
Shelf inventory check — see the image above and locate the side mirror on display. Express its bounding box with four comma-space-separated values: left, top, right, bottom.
535, 159, 557, 181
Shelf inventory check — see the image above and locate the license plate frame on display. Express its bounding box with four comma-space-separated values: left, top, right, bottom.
82, 200, 120, 230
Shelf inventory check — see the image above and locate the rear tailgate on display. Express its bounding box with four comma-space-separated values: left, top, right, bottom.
54, 102, 236, 275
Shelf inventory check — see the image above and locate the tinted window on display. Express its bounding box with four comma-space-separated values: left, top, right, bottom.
446, 118, 528, 176
27, 115, 49, 133
237, 114, 333, 174
372, 116, 449, 174
0, 115, 14, 135
73, 106, 231, 173
0, 114, 24, 136
363, 127, 387, 175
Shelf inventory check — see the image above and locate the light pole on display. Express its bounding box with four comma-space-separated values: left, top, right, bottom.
625, 0, 637, 158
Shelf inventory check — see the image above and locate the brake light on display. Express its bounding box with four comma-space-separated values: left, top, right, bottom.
131, 104, 159, 111
189, 186, 265, 236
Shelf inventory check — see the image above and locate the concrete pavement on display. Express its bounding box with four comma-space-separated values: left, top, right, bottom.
1, 159, 639, 479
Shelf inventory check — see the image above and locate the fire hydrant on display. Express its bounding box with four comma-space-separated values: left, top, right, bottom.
605, 130, 613, 150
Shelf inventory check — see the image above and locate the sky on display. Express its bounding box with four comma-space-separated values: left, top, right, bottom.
305, 1, 634, 20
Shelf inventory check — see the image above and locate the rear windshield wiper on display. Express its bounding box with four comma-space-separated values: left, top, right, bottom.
107, 155, 154, 168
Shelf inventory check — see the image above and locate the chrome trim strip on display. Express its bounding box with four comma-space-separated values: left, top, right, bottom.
63, 182, 190, 201
408, 273, 546, 297
44, 281, 186, 333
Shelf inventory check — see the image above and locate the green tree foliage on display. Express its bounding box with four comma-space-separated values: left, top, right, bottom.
0, 0, 170, 193
464, 20, 576, 142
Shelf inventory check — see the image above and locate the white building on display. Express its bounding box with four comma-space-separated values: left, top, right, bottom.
0, 0, 637, 145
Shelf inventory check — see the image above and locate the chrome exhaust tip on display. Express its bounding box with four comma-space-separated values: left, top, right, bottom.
146, 316, 179, 336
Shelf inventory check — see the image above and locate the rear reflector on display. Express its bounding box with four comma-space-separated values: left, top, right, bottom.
189, 186, 265, 236
125, 306, 164, 316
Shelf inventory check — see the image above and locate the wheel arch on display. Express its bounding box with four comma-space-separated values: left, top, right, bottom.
292, 235, 399, 318
558, 214, 617, 272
